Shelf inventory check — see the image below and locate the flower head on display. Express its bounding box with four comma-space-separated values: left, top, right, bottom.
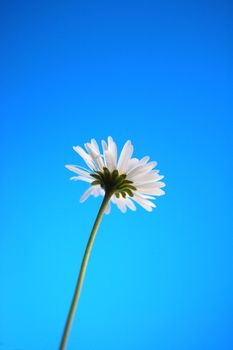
66, 137, 165, 213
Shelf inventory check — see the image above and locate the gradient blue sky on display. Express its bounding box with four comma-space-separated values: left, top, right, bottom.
0, 1, 232, 349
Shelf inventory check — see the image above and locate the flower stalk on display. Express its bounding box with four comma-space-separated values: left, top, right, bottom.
59, 190, 113, 350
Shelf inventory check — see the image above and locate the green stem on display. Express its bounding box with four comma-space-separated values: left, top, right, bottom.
59, 191, 113, 350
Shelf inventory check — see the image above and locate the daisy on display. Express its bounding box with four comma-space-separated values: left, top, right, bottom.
65, 137, 165, 213
60, 137, 165, 350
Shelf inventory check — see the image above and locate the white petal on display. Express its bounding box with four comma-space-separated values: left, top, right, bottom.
140, 156, 150, 165
125, 158, 139, 173
101, 140, 108, 168
137, 186, 166, 196
85, 143, 104, 170
126, 156, 150, 175
134, 193, 156, 207
80, 185, 104, 202
105, 201, 111, 215
73, 146, 95, 170
127, 165, 145, 179
104, 149, 117, 172
117, 140, 134, 173
127, 162, 157, 180
134, 169, 160, 177
133, 172, 164, 185
113, 196, 127, 213
70, 176, 92, 183
132, 194, 155, 211
101, 140, 108, 152
112, 195, 136, 212
125, 197, 137, 211
157, 181, 166, 188
65, 165, 91, 178
80, 187, 95, 202
91, 138, 100, 153
118, 202, 127, 213
91, 185, 105, 197
137, 182, 165, 190
140, 194, 156, 200
108, 136, 117, 168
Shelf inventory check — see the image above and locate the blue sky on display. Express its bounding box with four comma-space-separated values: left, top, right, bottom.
0, 1, 232, 349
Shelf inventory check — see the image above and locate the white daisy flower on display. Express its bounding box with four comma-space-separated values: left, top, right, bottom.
60, 137, 165, 349
65, 137, 165, 213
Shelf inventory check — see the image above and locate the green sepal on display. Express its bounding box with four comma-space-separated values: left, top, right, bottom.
90, 173, 101, 180
124, 188, 134, 197
91, 180, 100, 186
121, 179, 133, 185
95, 171, 105, 181
118, 184, 137, 191
111, 169, 119, 179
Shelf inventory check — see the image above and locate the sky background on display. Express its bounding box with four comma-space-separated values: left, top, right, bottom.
0, 0, 232, 349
